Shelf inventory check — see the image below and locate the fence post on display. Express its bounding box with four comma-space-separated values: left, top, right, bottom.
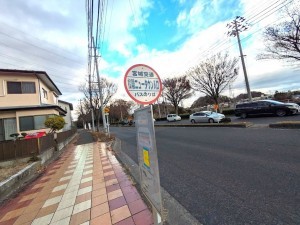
37, 138, 41, 154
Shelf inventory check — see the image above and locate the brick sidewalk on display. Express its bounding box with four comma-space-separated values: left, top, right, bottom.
0, 139, 153, 225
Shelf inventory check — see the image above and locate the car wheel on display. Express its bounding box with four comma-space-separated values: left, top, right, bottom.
208, 118, 214, 123
191, 119, 195, 124
276, 109, 286, 117
240, 113, 247, 119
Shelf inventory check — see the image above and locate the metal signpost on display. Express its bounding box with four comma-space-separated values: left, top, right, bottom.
104, 107, 110, 136
124, 64, 163, 224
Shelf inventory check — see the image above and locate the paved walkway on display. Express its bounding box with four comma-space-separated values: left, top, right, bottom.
0, 131, 153, 225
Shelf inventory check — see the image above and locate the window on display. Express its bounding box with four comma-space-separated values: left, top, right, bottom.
42, 88, 48, 99
19, 116, 34, 131
7, 81, 36, 94
19, 115, 51, 131
34, 115, 47, 129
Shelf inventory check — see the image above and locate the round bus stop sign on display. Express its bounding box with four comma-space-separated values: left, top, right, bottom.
124, 64, 162, 105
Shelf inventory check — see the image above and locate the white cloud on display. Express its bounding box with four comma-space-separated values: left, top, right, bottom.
103, 0, 153, 57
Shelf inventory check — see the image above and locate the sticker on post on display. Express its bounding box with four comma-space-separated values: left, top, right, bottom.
143, 147, 150, 169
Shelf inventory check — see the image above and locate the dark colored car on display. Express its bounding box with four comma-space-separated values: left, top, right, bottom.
235, 100, 300, 118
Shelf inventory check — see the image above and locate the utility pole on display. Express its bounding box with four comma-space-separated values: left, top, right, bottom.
87, 0, 95, 131
119, 104, 123, 121
92, 36, 107, 133
157, 100, 161, 118
227, 16, 252, 102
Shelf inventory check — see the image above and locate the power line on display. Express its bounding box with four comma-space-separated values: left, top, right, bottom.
0, 21, 84, 60
0, 31, 85, 66
184, 0, 292, 69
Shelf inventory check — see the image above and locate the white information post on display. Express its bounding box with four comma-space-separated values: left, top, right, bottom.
124, 64, 163, 224
135, 106, 162, 224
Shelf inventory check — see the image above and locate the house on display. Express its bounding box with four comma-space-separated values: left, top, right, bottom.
58, 100, 73, 131
0, 69, 66, 141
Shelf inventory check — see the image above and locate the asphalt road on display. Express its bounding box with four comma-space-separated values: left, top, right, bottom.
110, 126, 300, 225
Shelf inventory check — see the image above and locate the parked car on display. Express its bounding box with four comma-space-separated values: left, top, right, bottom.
167, 114, 181, 122
189, 111, 225, 123
235, 100, 300, 118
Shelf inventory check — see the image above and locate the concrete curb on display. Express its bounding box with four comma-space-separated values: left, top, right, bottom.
0, 162, 42, 204
0, 133, 78, 205
112, 138, 202, 225
113, 122, 253, 128
155, 122, 252, 128
269, 123, 300, 129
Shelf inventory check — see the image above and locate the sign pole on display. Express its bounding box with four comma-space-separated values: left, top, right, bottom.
124, 64, 163, 223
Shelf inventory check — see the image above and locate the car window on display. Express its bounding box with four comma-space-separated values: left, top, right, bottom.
249, 103, 258, 107
236, 104, 246, 108
258, 102, 269, 107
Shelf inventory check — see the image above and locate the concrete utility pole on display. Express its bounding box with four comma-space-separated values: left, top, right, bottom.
227, 16, 252, 102
88, 58, 95, 131
157, 100, 161, 118
92, 36, 107, 133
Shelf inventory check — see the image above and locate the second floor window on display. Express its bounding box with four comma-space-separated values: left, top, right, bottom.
7, 81, 36, 94
42, 88, 48, 99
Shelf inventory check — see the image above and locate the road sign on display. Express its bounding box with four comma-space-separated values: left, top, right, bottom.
124, 64, 162, 105
104, 107, 109, 113
135, 106, 162, 215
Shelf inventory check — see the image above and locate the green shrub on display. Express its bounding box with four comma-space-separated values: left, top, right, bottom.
45, 115, 66, 133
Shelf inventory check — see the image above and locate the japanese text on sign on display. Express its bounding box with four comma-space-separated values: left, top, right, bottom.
124, 64, 162, 105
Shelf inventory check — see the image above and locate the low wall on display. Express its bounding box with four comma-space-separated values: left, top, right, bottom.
0, 132, 77, 204
0, 162, 41, 203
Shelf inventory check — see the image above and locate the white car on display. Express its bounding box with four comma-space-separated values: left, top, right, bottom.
167, 114, 181, 122
189, 111, 225, 123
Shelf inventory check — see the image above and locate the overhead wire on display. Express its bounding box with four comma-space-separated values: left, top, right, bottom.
0, 21, 84, 61
0, 30, 85, 66
183, 0, 292, 70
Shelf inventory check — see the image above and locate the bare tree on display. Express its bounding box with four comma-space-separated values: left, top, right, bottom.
162, 75, 192, 114
79, 77, 117, 131
258, 3, 300, 64
109, 99, 134, 123
189, 52, 239, 105
75, 99, 88, 128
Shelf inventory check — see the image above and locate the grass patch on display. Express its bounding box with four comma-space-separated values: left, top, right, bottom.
91, 131, 115, 142
0, 162, 31, 183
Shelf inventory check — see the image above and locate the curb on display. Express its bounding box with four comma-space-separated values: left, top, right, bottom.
0, 133, 78, 205
113, 122, 253, 128
155, 122, 252, 128
0, 162, 42, 204
269, 123, 300, 129
112, 138, 202, 225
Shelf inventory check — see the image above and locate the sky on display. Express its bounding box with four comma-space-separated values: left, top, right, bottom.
0, 0, 299, 118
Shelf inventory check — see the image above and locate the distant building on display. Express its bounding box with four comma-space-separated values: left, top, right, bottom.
58, 100, 73, 131
0, 69, 66, 141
